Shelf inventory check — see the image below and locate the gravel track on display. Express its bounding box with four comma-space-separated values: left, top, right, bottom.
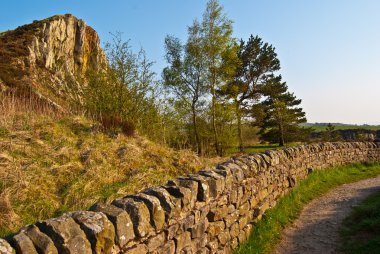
272, 175, 380, 254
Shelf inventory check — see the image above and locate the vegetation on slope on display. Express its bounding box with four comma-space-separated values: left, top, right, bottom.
235, 163, 380, 254
340, 190, 380, 253
0, 95, 221, 237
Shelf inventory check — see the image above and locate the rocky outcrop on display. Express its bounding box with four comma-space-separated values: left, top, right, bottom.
0, 14, 106, 109
1, 142, 380, 253
27, 14, 105, 77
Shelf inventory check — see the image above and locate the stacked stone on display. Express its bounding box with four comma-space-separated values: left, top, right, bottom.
1, 142, 380, 254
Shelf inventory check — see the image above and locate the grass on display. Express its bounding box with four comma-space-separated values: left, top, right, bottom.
235, 162, 380, 254
0, 95, 222, 237
340, 190, 380, 253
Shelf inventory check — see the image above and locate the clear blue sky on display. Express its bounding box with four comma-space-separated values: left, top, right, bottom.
2, 1, 380, 124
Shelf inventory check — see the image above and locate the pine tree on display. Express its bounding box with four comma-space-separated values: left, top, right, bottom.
220, 35, 280, 151
254, 76, 307, 146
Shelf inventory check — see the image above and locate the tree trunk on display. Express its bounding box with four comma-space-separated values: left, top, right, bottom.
235, 99, 243, 152
279, 122, 285, 146
211, 83, 220, 156
192, 103, 202, 156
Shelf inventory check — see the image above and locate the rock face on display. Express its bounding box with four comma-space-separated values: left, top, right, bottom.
28, 15, 103, 74
0, 14, 106, 109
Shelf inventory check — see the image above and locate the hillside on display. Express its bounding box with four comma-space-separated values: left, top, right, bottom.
0, 14, 106, 109
302, 123, 380, 131
0, 100, 220, 236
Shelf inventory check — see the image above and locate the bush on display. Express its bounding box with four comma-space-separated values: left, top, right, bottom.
100, 115, 135, 136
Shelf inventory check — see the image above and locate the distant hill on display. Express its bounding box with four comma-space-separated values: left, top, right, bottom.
0, 14, 106, 110
301, 123, 380, 131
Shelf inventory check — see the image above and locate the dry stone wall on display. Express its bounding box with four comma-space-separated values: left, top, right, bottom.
1, 142, 380, 254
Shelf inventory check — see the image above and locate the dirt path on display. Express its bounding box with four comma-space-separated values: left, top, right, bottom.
272, 175, 380, 254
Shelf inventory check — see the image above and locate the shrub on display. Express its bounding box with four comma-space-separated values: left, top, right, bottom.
100, 115, 135, 136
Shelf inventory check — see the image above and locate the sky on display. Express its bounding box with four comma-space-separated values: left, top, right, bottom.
1, 1, 380, 125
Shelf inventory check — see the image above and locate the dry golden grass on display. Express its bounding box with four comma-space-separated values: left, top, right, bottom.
0, 93, 222, 236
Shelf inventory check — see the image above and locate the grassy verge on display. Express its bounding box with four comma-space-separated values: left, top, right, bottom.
236, 162, 380, 254
340, 189, 380, 253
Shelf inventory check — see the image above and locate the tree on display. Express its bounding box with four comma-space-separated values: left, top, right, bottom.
221, 35, 280, 151
85, 33, 161, 138
201, 0, 234, 156
163, 20, 207, 155
322, 123, 341, 141
254, 76, 307, 146
104, 32, 137, 116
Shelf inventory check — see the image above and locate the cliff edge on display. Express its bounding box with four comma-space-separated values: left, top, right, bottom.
0, 14, 106, 109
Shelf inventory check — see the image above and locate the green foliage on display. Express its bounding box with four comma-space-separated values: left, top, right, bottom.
340, 190, 380, 254
201, 0, 235, 156
220, 35, 281, 151
321, 123, 342, 141
84, 32, 163, 139
161, 0, 308, 153
253, 76, 308, 145
0, 126, 9, 137
162, 0, 241, 155
163, 21, 207, 155
236, 162, 380, 254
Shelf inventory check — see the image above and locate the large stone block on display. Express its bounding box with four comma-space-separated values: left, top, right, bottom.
238, 202, 250, 217
144, 187, 181, 221
90, 203, 135, 247
229, 222, 240, 238
207, 221, 225, 236
190, 219, 208, 239
199, 170, 226, 196
221, 163, 245, 183
186, 175, 212, 201
164, 185, 193, 211
130, 193, 166, 231
233, 159, 252, 178
112, 198, 153, 238
168, 178, 198, 206
10, 232, 38, 254
71, 211, 115, 254
238, 215, 250, 230
21, 225, 58, 254
229, 186, 243, 206
217, 231, 230, 246
214, 166, 234, 191
224, 211, 239, 228
36, 214, 92, 254
207, 205, 228, 222
145, 232, 166, 252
